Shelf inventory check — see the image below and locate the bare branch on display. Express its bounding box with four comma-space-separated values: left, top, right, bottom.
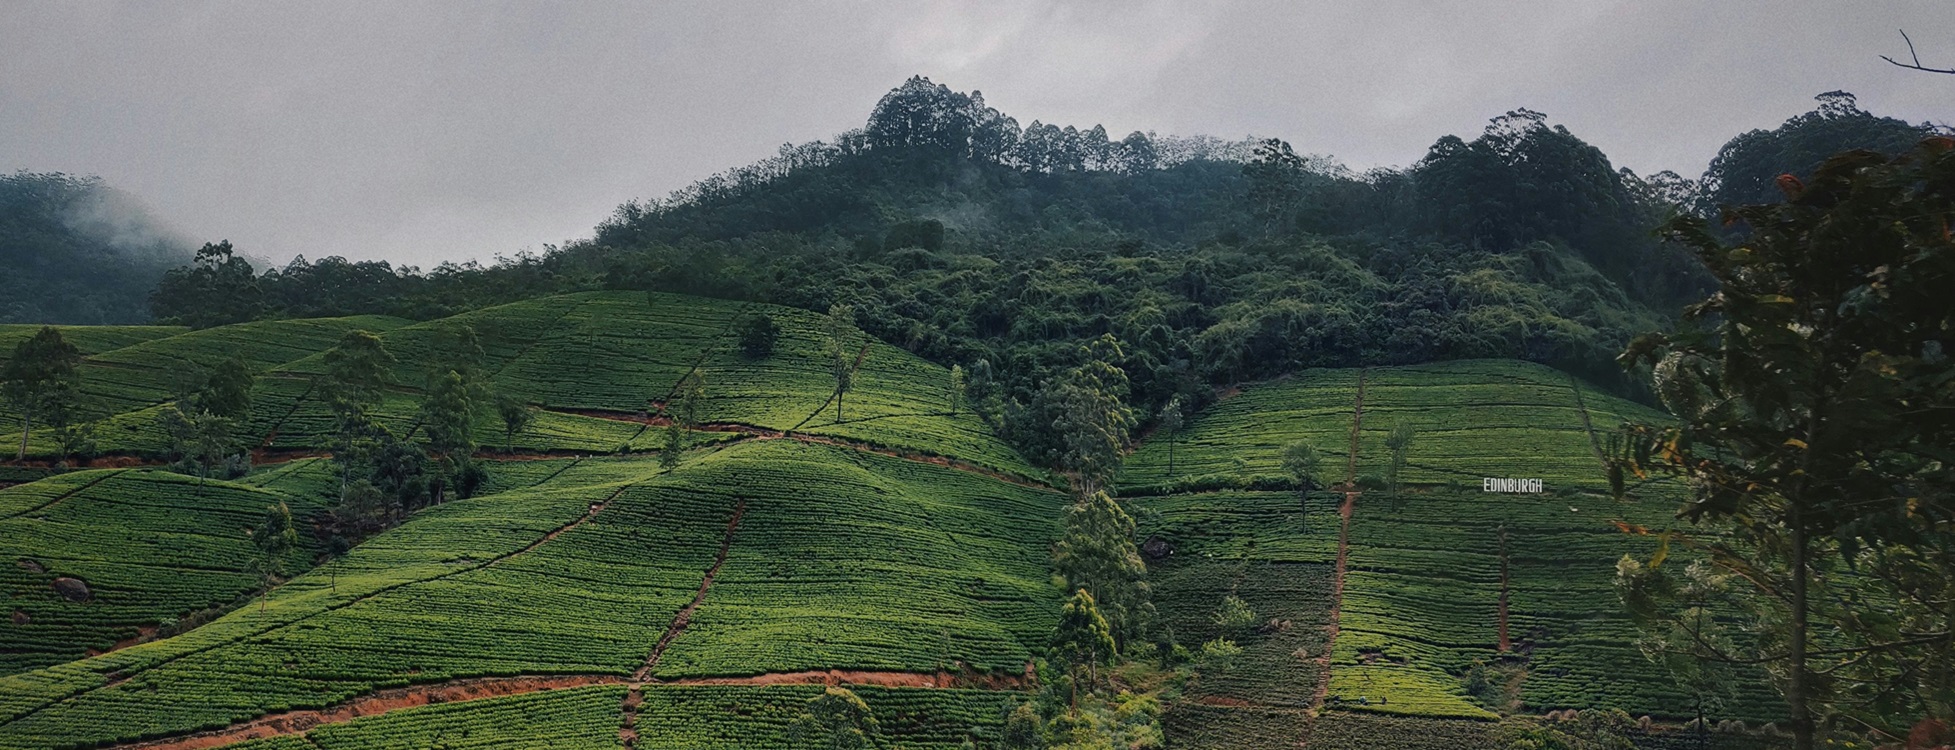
1883, 29, 1955, 74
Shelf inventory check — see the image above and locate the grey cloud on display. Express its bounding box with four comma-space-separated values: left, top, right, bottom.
2, 1, 1945, 268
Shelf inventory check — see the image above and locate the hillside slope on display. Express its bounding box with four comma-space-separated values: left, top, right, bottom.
13, 291, 1038, 481
1121, 361, 1781, 748
0, 439, 1059, 749
0, 173, 191, 325
3, 319, 1789, 749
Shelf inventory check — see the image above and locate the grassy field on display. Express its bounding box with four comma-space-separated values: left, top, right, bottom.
0, 438, 1060, 749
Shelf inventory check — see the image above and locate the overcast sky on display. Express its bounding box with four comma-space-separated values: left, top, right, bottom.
2, 1, 1947, 267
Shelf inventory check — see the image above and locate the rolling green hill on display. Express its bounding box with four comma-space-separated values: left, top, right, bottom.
13, 291, 1038, 481
3, 312, 1794, 749
0, 470, 324, 675
1119, 360, 1780, 747
0, 438, 1059, 749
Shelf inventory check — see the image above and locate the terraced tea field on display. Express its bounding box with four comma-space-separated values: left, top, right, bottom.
207, 683, 1023, 750
0, 470, 324, 675
255, 292, 1034, 476
0, 438, 1059, 749
13, 293, 1030, 480
1121, 360, 1781, 747
1132, 490, 1343, 748
5, 303, 1785, 750
1118, 369, 1359, 495
0, 325, 185, 364
627, 685, 1025, 748
1349, 360, 1668, 490
2, 317, 408, 428
1325, 485, 1779, 720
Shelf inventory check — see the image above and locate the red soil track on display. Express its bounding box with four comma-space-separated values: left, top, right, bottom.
1302, 368, 1365, 747
1310, 490, 1357, 716
1497, 527, 1512, 652
107, 667, 1024, 750
622, 499, 746, 747
117, 675, 626, 750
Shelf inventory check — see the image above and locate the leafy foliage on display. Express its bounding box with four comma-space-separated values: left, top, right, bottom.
1053, 491, 1154, 651
150, 241, 267, 329
1618, 135, 1955, 745
1, 327, 80, 459
789, 687, 881, 750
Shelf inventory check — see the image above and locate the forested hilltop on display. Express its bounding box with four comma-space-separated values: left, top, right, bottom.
143, 80, 1935, 461
0, 172, 191, 324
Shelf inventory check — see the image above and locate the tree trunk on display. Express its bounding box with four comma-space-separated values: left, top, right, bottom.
18, 411, 30, 460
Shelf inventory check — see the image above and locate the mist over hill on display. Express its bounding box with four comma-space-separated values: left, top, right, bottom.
0, 171, 192, 324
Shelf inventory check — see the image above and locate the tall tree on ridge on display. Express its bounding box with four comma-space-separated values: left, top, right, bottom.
1158, 395, 1184, 479
827, 303, 858, 422
2, 327, 81, 460
1282, 439, 1322, 527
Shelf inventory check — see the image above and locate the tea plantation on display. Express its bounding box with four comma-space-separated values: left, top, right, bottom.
13, 292, 1036, 480
1119, 360, 1784, 748
1, 307, 1790, 749
0, 438, 1060, 749
0, 470, 323, 674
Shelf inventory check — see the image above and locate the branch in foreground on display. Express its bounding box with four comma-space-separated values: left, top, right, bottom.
1882, 29, 1955, 74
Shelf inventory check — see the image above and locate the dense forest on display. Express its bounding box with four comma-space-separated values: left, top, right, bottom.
0, 171, 190, 324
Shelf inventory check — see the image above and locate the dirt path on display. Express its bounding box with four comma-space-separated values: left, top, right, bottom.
102, 664, 1025, 750
1300, 370, 1365, 746
85, 625, 160, 657
621, 498, 746, 747
114, 675, 625, 750
255, 379, 317, 451
1308, 491, 1357, 716
1343, 369, 1365, 485
1567, 375, 1607, 470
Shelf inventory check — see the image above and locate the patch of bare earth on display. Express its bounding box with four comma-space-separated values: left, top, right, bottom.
114, 675, 625, 750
